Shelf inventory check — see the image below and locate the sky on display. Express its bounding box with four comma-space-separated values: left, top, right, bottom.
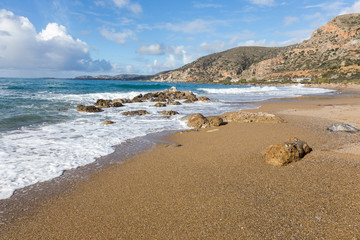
0, 0, 359, 78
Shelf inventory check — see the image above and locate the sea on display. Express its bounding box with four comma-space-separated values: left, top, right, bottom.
0, 78, 336, 200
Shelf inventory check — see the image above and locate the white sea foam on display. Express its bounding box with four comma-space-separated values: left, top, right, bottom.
0, 95, 248, 199
0, 84, 336, 200
197, 85, 335, 102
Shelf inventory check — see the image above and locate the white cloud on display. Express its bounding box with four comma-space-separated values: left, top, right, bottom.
284, 16, 299, 26
94, 1, 106, 7
340, 1, 360, 14
238, 39, 267, 46
236, 38, 303, 47
305, 1, 347, 13
147, 54, 178, 73
0, 9, 111, 73
100, 27, 136, 44
144, 45, 198, 74
200, 40, 230, 53
136, 43, 166, 55
112, 0, 142, 14
164, 19, 224, 34
193, 3, 222, 8
249, 0, 275, 6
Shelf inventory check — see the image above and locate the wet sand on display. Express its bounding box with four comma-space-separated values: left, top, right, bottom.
1, 87, 360, 239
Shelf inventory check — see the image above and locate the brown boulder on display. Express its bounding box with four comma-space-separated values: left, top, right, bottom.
77, 105, 103, 113
185, 113, 210, 129
197, 96, 211, 102
167, 101, 181, 105
263, 137, 312, 166
102, 120, 115, 124
113, 98, 132, 103
207, 116, 223, 127
160, 110, 179, 116
221, 111, 284, 123
121, 110, 149, 116
154, 102, 166, 107
112, 102, 124, 107
95, 99, 112, 108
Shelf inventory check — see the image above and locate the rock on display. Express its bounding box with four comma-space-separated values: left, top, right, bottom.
167, 101, 182, 105
132, 94, 144, 102
160, 110, 179, 116
327, 123, 359, 132
113, 98, 132, 103
207, 116, 223, 127
221, 111, 284, 123
95, 99, 112, 108
169, 86, 178, 92
112, 102, 124, 107
185, 94, 198, 102
103, 120, 115, 124
183, 99, 195, 103
185, 113, 210, 129
77, 105, 103, 113
263, 137, 312, 166
121, 110, 150, 116
197, 96, 211, 102
154, 102, 166, 107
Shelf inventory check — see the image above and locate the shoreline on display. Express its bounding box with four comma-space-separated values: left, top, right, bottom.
0, 130, 176, 226
1, 86, 360, 238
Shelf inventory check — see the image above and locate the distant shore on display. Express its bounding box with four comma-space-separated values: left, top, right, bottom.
1, 86, 360, 238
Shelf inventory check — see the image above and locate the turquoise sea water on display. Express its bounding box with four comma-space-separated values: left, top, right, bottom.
0, 78, 335, 199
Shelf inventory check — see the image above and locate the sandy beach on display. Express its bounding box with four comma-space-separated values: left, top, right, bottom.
1, 86, 360, 239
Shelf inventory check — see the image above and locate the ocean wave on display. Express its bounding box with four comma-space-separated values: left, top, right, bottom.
198, 86, 279, 94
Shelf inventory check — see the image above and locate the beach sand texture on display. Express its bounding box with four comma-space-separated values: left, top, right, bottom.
1, 89, 360, 239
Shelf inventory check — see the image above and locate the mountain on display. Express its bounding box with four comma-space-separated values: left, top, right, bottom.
74, 74, 153, 81
151, 13, 360, 83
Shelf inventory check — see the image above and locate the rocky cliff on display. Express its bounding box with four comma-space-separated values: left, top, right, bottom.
151, 13, 360, 82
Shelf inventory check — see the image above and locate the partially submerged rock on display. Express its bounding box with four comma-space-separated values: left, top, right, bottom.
263, 137, 312, 166
95, 99, 112, 108
102, 120, 115, 124
77, 105, 103, 113
197, 96, 211, 102
154, 102, 166, 107
221, 111, 284, 123
112, 102, 124, 107
160, 110, 179, 116
113, 98, 132, 104
327, 123, 359, 133
121, 110, 149, 116
167, 101, 181, 105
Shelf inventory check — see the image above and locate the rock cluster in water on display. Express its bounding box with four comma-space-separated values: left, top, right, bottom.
263, 137, 312, 166
76, 87, 210, 113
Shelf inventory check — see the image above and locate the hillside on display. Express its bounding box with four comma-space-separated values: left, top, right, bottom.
151, 13, 360, 83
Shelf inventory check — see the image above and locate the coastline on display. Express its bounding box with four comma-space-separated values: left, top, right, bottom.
1, 86, 360, 238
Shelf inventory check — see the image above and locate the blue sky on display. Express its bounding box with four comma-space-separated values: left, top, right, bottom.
0, 0, 359, 77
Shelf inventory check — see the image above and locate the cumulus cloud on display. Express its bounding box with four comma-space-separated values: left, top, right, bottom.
249, 0, 275, 6
136, 43, 166, 55
144, 44, 198, 74
0, 9, 111, 72
112, 0, 142, 14
340, 1, 360, 14
100, 27, 136, 44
